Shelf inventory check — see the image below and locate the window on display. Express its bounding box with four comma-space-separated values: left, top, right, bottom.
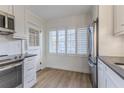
58, 30, 65, 53
77, 28, 87, 54
49, 31, 56, 53
67, 29, 76, 54
48, 27, 87, 55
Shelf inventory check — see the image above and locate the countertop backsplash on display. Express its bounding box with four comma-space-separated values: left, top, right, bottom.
0, 35, 22, 55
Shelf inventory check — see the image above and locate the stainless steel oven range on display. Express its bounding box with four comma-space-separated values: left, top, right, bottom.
0, 55, 23, 88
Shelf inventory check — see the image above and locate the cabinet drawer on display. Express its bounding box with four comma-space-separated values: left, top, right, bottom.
24, 73, 36, 88
23, 57, 36, 88
24, 61, 35, 71
24, 57, 36, 72
24, 67, 35, 78
24, 57, 35, 63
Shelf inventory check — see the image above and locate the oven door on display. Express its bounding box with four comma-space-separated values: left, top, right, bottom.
0, 62, 22, 88
88, 58, 97, 88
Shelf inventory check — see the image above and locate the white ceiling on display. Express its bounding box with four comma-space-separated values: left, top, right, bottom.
27, 5, 94, 21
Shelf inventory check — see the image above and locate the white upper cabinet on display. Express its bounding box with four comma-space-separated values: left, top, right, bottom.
114, 6, 124, 35
0, 5, 14, 15
92, 6, 98, 21
13, 5, 26, 39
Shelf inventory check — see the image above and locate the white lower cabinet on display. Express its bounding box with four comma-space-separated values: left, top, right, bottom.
104, 74, 117, 88
23, 56, 37, 88
98, 59, 124, 88
98, 61, 105, 88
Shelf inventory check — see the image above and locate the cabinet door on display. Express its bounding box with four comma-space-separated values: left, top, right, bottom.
13, 5, 26, 39
107, 78, 117, 88
23, 57, 37, 88
0, 5, 13, 15
8, 5, 14, 15
104, 73, 117, 88
114, 6, 124, 35
98, 61, 105, 88
98, 59, 124, 88
98, 60, 118, 88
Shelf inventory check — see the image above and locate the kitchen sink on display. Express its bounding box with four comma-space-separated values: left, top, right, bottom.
114, 63, 124, 69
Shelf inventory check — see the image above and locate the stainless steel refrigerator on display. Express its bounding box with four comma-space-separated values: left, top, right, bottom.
88, 18, 99, 88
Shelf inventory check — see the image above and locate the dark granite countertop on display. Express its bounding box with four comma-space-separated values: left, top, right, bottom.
99, 56, 124, 80
19, 54, 36, 58
24, 54, 37, 58
0, 54, 37, 65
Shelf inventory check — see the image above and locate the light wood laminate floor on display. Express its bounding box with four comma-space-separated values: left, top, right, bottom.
34, 68, 92, 88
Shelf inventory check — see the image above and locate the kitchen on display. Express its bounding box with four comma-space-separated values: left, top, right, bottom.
0, 5, 124, 88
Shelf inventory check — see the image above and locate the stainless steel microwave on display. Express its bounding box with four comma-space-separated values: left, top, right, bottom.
0, 11, 15, 35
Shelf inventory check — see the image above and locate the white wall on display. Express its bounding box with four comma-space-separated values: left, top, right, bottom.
99, 5, 124, 56
46, 14, 91, 73
47, 55, 89, 73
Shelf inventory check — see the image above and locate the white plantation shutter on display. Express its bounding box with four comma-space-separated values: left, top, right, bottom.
49, 31, 56, 53
48, 27, 88, 55
58, 30, 65, 53
77, 28, 87, 55
67, 29, 76, 54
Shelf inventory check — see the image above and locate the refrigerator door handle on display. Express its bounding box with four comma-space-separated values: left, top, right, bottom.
88, 60, 94, 67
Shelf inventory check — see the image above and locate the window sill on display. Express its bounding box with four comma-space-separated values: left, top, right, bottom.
48, 53, 88, 57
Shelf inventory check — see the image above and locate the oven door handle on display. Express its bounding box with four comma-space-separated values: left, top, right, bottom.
0, 62, 22, 71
